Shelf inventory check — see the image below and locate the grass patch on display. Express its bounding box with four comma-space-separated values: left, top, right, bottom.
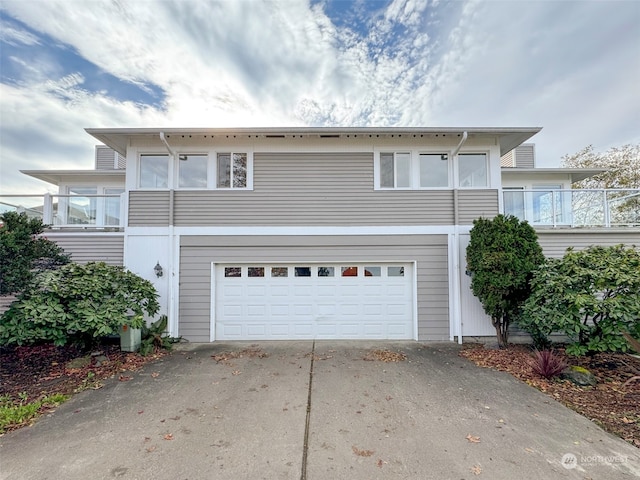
0, 392, 69, 434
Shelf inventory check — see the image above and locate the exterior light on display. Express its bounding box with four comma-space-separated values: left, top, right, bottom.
154, 261, 163, 278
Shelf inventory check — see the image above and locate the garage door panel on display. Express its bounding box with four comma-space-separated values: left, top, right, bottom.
215, 263, 413, 340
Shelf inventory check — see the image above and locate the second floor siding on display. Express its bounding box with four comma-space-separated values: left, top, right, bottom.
128, 152, 499, 227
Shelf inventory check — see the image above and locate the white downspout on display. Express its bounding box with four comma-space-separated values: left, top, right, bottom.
451, 131, 468, 344
159, 132, 178, 337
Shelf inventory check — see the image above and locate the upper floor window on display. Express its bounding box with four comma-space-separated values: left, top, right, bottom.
139, 154, 168, 188
459, 153, 488, 187
419, 153, 449, 187
217, 153, 247, 188
380, 152, 411, 188
178, 154, 208, 188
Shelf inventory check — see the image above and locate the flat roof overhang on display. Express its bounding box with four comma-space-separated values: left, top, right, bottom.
20, 169, 125, 186
85, 126, 542, 157
501, 167, 607, 183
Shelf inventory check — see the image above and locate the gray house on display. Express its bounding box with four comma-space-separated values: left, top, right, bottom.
6, 127, 638, 343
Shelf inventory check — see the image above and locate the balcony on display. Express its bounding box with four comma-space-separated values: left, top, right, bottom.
503, 189, 640, 228
0, 193, 126, 229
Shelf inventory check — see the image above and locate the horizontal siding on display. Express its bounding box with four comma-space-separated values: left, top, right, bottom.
457, 189, 499, 224
537, 230, 640, 258
128, 153, 456, 226
515, 144, 535, 168
179, 235, 449, 342
48, 234, 124, 265
0, 294, 18, 315
128, 191, 171, 226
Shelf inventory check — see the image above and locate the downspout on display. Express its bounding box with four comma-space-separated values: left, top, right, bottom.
451, 131, 468, 344
160, 132, 177, 337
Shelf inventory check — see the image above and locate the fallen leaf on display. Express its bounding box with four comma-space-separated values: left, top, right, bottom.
138, 410, 144, 414
163, 434, 174, 440
352, 446, 374, 457
151, 372, 160, 378
466, 434, 481, 443
119, 375, 132, 382
376, 459, 387, 468
471, 464, 482, 475
231, 370, 241, 376
146, 445, 157, 452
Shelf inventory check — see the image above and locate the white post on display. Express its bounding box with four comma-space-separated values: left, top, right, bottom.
43, 193, 52, 225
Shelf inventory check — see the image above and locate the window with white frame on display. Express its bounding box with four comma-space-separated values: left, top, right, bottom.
178, 154, 208, 188
459, 153, 488, 187
419, 153, 449, 187
380, 152, 411, 188
217, 153, 248, 188
139, 154, 169, 188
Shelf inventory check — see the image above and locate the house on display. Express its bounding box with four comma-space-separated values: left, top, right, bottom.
4, 127, 638, 342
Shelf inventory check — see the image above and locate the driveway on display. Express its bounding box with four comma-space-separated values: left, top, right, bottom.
0, 342, 638, 479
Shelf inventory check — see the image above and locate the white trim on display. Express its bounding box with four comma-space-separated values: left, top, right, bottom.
412, 260, 418, 341
167, 225, 458, 237
210, 262, 216, 342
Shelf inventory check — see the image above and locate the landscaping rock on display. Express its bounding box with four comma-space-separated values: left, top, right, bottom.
66, 356, 91, 370
561, 365, 597, 387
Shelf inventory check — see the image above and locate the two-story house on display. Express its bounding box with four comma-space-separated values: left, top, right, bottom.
4, 127, 638, 343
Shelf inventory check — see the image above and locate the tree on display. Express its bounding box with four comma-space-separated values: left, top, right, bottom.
0, 212, 70, 294
0, 262, 160, 348
562, 143, 639, 189
562, 144, 639, 226
520, 245, 640, 356
466, 215, 545, 348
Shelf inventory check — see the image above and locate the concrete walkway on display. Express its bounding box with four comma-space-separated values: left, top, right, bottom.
0, 342, 638, 479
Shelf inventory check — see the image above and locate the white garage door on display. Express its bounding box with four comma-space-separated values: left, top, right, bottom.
214, 263, 414, 340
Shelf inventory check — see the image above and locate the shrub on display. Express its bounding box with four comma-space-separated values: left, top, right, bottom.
529, 350, 568, 379
0, 262, 159, 349
466, 215, 545, 348
140, 315, 180, 356
521, 245, 640, 355
0, 212, 69, 294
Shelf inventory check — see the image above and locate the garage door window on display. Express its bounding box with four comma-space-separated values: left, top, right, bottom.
271, 267, 288, 277
225, 267, 242, 277
388, 266, 404, 277
318, 266, 335, 277
295, 267, 311, 277
248, 267, 265, 277
364, 266, 381, 276
342, 266, 358, 277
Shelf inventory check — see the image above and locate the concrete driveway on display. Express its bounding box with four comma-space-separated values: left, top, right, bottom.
0, 342, 638, 480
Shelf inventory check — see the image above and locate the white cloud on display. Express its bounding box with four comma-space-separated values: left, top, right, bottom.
0, 0, 638, 195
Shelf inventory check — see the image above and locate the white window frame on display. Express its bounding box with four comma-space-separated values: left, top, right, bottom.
176, 152, 210, 190
138, 153, 170, 189
375, 150, 452, 190
214, 151, 253, 190
457, 152, 489, 188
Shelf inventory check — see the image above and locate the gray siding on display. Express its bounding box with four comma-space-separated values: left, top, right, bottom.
515, 144, 535, 168
128, 152, 502, 226
128, 191, 171, 226
537, 230, 639, 258
500, 150, 514, 167
49, 234, 124, 265
457, 190, 499, 224
95, 146, 125, 170
179, 235, 449, 342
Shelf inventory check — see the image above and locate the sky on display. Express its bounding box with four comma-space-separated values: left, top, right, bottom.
0, 0, 638, 194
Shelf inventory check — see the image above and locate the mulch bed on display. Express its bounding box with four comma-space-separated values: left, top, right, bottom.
0, 343, 166, 432
459, 344, 640, 448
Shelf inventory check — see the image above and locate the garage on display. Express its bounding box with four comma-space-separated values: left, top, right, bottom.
213, 263, 415, 340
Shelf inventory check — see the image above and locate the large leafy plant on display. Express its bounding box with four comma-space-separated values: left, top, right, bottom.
521, 245, 640, 355
0, 262, 159, 349
466, 215, 544, 348
0, 212, 69, 294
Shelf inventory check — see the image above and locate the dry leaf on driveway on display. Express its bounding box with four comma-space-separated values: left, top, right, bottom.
471, 464, 482, 475
466, 434, 481, 443
163, 433, 174, 440
352, 446, 374, 457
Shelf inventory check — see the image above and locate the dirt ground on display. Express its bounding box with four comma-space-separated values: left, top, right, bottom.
459, 344, 640, 448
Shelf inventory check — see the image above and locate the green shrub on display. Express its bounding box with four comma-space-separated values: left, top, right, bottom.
521, 245, 640, 355
140, 315, 180, 356
0, 262, 159, 349
466, 215, 545, 348
0, 212, 70, 294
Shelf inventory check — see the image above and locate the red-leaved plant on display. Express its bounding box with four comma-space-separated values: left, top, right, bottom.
529, 350, 568, 379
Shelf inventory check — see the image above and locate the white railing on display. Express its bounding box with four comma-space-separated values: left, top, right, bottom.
503, 189, 640, 228
0, 193, 126, 229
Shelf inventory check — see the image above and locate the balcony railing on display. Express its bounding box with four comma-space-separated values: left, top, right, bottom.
503, 189, 640, 228
0, 193, 126, 229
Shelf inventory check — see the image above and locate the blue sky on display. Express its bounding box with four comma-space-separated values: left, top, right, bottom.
1, 0, 639, 194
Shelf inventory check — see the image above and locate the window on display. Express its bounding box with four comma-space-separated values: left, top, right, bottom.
178, 154, 207, 188
388, 266, 404, 277
139, 155, 168, 188
271, 267, 288, 277
459, 154, 487, 187
364, 266, 381, 277
217, 153, 248, 188
504, 187, 525, 220
341, 266, 358, 277
380, 152, 411, 188
318, 267, 335, 277
294, 267, 311, 277
67, 186, 97, 225
224, 267, 242, 277
420, 154, 449, 187
104, 188, 124, 226
248, 267, 265, 277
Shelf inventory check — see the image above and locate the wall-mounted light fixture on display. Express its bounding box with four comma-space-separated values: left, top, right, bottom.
154, 261, 163, 278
